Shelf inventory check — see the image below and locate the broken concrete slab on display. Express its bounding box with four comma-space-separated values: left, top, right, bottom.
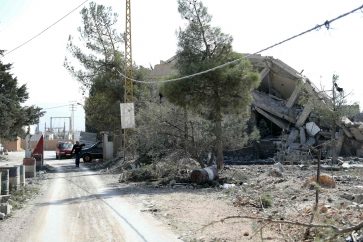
341, 116, 354, 127
342, 126, 353, 138
296, 102, 313, 127
286, 82, 302, 108
255, 107, 289, 130
287, 129, 299, 144
299, 127, 306, 144
305, 122, 321, 136
350, 127, 363, 141
252, 91, 296, 123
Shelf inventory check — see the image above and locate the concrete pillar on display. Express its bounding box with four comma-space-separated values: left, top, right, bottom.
18, 165, 25, 186
0, 169, 9, 195
23, 158, 36, 178
102, 133, 114, 160
8, 166, 20, 192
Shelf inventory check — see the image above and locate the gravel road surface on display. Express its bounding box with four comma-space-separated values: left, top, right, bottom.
0, 155, 181, 242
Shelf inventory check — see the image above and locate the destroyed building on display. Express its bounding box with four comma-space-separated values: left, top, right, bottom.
147, 55, 363, 162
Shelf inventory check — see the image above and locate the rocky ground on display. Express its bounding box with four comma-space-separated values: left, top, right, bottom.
94, 157, 363, 242
1, 154, 363, 242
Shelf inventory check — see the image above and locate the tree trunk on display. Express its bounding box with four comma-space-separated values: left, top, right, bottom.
214, 92, 224, 170
331, 76, 337, 165
216, 119, 224, 170
183, 106, 188, 151
331, 122, 337, 165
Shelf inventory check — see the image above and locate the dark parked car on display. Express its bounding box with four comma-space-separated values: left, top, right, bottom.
79, 141, 103, 162
56, 142, 73, 159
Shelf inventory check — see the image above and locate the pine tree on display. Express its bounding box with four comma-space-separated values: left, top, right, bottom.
162, 0, 260, 169
0, 50, 44, 139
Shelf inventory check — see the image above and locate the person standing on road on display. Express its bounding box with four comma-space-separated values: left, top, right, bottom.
70, 141, 85, 168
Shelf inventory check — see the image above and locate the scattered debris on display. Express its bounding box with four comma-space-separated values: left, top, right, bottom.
190, 166, 218, 184
268, 168, 283, 177
220, 183, 235, 189
303, 174, 336, 189
117, 151, 200, 184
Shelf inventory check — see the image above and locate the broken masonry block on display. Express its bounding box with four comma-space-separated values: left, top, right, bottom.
305, 122, 321, 137
0, 203, 12, 215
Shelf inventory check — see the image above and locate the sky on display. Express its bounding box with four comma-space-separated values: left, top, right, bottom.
1, 0, 363, 132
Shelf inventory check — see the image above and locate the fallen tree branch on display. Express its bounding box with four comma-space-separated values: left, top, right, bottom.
202, 215, 363, 236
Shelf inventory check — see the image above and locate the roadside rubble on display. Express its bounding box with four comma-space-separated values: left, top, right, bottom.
147, 54, 363, 163
105, 54, 363, 240
235, 55, 363, 163
113, 160, 363, 241
0, 158, 44, 220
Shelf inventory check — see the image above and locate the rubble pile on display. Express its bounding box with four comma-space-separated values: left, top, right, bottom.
340, 116, 363, 156
227, 55, 363, 163
223, 163, 363, 240
147, 54, 363, 163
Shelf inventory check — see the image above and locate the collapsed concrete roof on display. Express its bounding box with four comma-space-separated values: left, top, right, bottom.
237, 55, 325, 133
147, 54, 324, 129
147, 54, 362, 156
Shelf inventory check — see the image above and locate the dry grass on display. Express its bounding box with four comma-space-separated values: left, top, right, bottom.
8, 185, 40, 210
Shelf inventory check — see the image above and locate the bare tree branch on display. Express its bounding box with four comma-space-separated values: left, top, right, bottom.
202, 214, 363, 237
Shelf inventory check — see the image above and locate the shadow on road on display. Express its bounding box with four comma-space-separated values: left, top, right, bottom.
36, 179, 213, 208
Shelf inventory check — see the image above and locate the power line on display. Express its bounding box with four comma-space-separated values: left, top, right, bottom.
117, 3, 363, 85
42, 104, 71, 110
3, 0, 90, 56
0, 96, 74, 110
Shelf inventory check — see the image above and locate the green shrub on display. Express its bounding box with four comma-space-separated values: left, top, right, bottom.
261, 193, 273, 208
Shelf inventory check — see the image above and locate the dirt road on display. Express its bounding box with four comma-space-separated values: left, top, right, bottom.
0, 157, 181, 242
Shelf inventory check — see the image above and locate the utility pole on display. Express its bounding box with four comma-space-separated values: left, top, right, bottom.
70, 103, 76, 142
124, 0, 133, 102
122, 0, 134, 159
331, 74, 338, 164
